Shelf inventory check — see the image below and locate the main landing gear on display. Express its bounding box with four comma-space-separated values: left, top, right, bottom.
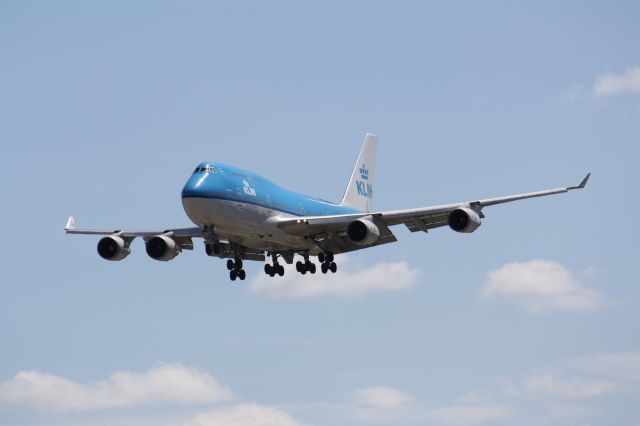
318, 251, 337, 274
295, 258, 316, 274
258, 251, 338, 278
264, 253, 285, 277
227, 258, 246, 281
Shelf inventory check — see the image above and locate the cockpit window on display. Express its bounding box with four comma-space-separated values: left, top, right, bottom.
193, 166, 218, 174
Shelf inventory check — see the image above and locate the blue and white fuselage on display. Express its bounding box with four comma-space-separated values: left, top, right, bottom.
181, 162, 362, 253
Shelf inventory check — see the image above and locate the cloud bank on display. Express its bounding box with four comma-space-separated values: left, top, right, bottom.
249, 256, 419, 299
3, 352, 640, 426
482, 260, 604, 312
351, 386, 415, 409
183, 403, 304, 426
342, 351, 640, 426
594, 66, 640, 96
0, 363, 233, 411
518, 371, 615, 399
347, 385, 509, 425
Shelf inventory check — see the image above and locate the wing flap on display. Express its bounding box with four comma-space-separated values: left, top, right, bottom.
329, 221, 397, 254
404, 214, 450, 233
273, 213, 397, 254
274, 213, 374, 236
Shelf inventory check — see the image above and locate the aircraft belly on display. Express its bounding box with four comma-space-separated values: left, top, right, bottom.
182, 197, 311, 252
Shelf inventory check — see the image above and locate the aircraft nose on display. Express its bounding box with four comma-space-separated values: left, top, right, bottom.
181, 173, 208, 198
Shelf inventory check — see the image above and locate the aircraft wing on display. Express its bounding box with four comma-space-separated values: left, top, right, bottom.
64, 217, 202, 248
275, 173, 590, 251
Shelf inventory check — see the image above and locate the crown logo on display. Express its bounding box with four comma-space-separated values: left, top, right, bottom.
359, 164, 369, 180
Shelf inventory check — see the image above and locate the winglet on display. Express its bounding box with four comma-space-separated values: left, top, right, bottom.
65, 216, 76, 231
568, 173, 591, 190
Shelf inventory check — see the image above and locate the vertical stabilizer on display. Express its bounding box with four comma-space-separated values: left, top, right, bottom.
340, 133, 378, 212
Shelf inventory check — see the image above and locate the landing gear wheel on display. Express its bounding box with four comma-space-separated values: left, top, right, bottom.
229, 270, 237, 281
308, 262, 316, 274
234, 258, 243, 270
226, 259, 234, 270
327, 252, 334, 263
296, 261, 304, 273
318, 252, 325, 263
238, 270, 246, 280
321, 263, 328, 274
265, 262, 283, 277
329, 262, 337, 273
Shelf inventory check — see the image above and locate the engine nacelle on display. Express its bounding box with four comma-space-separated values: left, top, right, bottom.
448, 207, 482, 233
145, 235, 180, 261
347, 219, 380, 245
97, 235, 131, 261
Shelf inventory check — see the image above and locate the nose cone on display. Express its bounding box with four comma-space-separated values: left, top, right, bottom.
181, 164, 210, 198
182, 176, 202, 198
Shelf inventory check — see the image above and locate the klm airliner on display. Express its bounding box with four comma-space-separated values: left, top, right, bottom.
66, 134, 590, 281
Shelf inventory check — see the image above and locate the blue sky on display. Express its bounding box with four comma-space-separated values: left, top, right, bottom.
1, 1, 639, 425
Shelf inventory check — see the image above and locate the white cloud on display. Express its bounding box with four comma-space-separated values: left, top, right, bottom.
0, 363, 233, 411
249, 255, 419, 299
351, 386, 414, 409
347, 386, 509, 425
468, 355, 640, 423
482, 260, 604, 312
594, 66, 640, 96
341, 353, 640, 425
183, 403, 304, 426
519, 371, 615, 399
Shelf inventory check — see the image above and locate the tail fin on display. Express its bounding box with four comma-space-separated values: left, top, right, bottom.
340, 133, 378, 212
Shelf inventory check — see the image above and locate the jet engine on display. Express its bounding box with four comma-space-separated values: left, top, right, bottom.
448, 207, 482, 233
347, 219, 380, 245
145, 235, 180, 261
97, 235, 131, 261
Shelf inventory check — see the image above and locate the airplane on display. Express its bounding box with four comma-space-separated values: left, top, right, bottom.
66, 133, 590, 281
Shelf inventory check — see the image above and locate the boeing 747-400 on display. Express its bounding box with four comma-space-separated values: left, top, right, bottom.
66, 134, 590, 281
